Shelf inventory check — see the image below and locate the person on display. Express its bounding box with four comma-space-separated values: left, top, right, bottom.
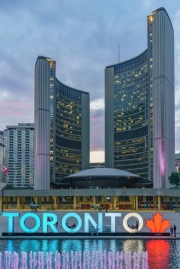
90, 226, 94, 236
170, 226, 173, 236
136, 221, 139, 232
173, 225, 176, 237
96, 225, 99, 236
106, 209, 108, 213
71, 223, 76, 228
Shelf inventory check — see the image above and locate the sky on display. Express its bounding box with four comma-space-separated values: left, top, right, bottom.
0, 0, 180, 162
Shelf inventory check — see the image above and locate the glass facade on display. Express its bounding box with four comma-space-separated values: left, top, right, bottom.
105, 8, 175, 188
49, 61, 55, 182
113, 50, 149, 180
148, 16, 154, 181
54, 80, 82, 184
35, 56, 89, 189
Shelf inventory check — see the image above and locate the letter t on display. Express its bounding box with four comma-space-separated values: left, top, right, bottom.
2, 213, 20, 233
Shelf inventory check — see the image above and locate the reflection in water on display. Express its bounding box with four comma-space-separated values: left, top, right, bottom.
49, 240, 58, 253
146, 240, 170, 269
62, 240, 83, 252
7, 240, 14, 253
123, 240, 144, 253
42, 240, 49, 252
20, 240, 41, 253
0, 239, 178, 269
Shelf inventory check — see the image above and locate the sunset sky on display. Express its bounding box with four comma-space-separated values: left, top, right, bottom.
0, 0, 180, 162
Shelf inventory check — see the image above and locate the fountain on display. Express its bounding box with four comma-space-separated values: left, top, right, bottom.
0, 250, 148, 268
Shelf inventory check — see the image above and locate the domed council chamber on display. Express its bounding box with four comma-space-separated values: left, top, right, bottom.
66, 168, 141, 188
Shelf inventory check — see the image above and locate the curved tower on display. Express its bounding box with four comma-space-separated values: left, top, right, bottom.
105, 7, 175, 188
34, 56, 90, 189
34, 57, 50, 189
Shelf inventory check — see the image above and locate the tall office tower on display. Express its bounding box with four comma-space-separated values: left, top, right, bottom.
0, 131, 5, 182
4, 123, 34, 188
34, 56, 90, 190
105, 8, 175, 188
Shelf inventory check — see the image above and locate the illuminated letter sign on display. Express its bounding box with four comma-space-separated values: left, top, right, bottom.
43, 213, 58, 233
20, 213, 41, 233
84, 213, 103, 232
105, 213, 121, 232
2, 212, 19, 233
62, 212, 82, 233
146, 212, 170, 232
123, 212, 143, 233
3, 212, 158, 234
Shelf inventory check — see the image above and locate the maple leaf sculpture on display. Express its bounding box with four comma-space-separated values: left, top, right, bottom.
146, 212, 170, 232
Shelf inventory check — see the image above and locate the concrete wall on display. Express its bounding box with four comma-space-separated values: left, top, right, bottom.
105, 67, 114, 168
34, 58, 50, 190
152, 9, 175, 188
81, 93, 90, 170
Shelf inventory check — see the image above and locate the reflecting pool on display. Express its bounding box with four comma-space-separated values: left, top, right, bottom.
0, 239, 179, 269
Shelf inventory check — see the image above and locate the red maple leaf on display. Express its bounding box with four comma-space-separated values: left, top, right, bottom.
146, 212, 170, 232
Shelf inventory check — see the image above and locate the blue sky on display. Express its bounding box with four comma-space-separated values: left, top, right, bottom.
0, 0, 180, 162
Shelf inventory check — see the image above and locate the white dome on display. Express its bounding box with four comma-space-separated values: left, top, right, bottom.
67, 168, 140, 178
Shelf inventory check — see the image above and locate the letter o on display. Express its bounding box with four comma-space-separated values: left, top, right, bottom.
62, 213, 82, 233
123, 213, 143, 233
20, 213, 41, 233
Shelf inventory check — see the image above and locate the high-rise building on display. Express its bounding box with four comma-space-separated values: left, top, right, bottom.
105, 8, 175, 188
4, 123, 34, 188
34, 56, 90, 190
0, 131, 5, 182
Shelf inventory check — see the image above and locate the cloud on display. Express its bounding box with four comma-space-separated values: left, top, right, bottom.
90, 107, 104, 151
0, 0, 180, 159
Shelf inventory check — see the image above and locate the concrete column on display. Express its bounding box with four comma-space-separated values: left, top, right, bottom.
73, 196, 77, 210
22, 197, 24, 209
17, 197, 20, 209
39, 197, 42, 209
93, 196, 96, 205
175, 197, 178, 208
133, 196, 136, 210
113, 196, 117, 210
34, 196, 38, 204
158, 196, 161, 211
56, 196, 59, 210
53, 196, 57, 209
0, 197, 2, 211
135, 196, 138, 211
6, 197, 8, 209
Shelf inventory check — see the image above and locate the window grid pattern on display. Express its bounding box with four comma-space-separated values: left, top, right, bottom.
148, 20, 154, 181
113, 50, 149, 180
55, 82, 82, 183
4, 125, 34, 188
50, 61, 55, 182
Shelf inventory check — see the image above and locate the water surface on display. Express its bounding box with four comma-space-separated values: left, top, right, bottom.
0, 239, 179, 269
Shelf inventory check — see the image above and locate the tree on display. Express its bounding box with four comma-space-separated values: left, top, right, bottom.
169, 171, 180, 187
